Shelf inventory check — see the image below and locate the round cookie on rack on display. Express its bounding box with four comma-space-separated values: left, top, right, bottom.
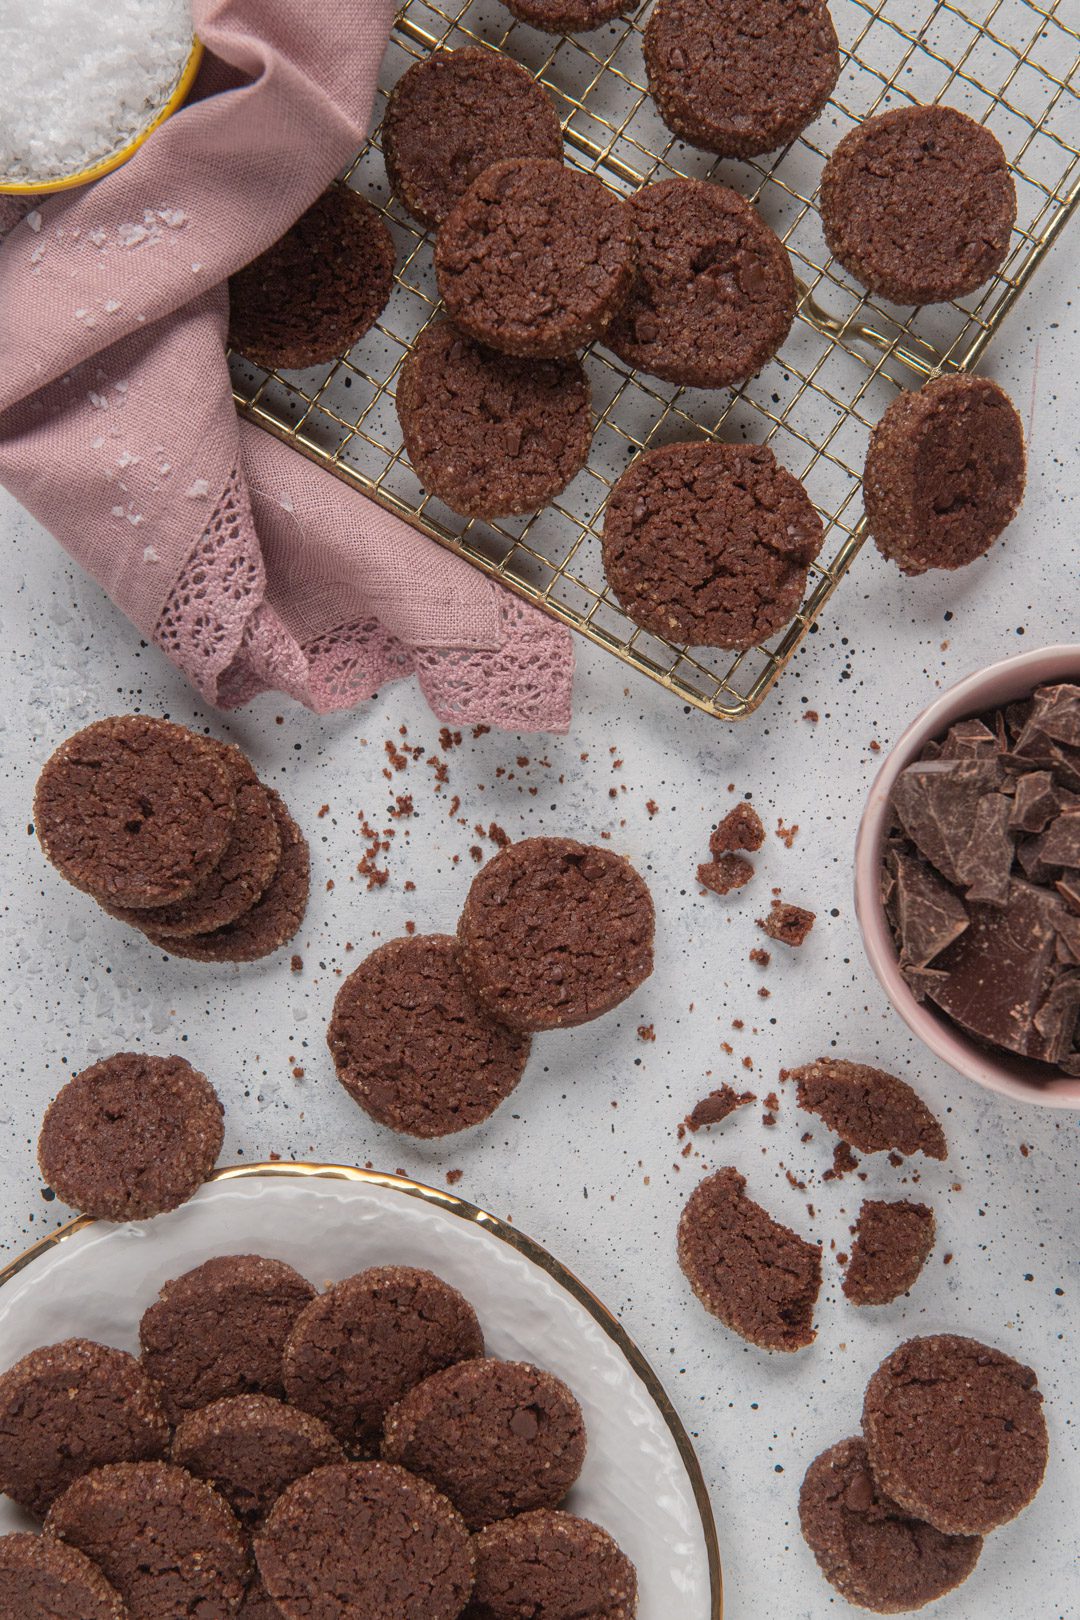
396, 318, 593, 519
328, 934, 532, 1137
382, 47, 563, 230
644, 0, 840, 157
501, 0, 633, 30
435, 157, 636, 358
603, 178, 796, 388
820, 104, 1016, 305
0, 1533, 128, 1619
469, 1510, 638, 1620
863, 374, 1026, 575
602, 440, 823, 650
457, 837, 655, 1032
228, 184, 395, 370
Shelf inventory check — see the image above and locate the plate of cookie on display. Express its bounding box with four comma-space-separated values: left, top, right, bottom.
0, 1163, 722, 1618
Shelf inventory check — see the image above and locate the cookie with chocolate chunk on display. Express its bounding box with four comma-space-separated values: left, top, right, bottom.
466, 1510, 637, 1620
172, 1394, 344, 1528
842, 1199, 936, 1305
0, 1532, 128, 1619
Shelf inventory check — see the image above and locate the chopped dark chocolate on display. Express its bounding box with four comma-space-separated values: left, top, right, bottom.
939, 718, 998, 759
1036, 811, 1080, 870
889, 848, 969, 967
957, 793, 1014, 906
892, 758, 1003, 885
1008, 771, 1059, 835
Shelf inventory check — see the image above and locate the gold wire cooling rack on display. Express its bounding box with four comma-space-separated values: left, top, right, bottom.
230, 0, 1079, 721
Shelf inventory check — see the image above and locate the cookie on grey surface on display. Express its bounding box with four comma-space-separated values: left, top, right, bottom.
601, 440, 823, 649
842, 1199, 936, 1306
255, 1461, 473, 1620
0, 1531, 129, 1619
435, 157, 635, 358
799, 1436, 982, 1613
0, 1339, 169, 1518
283, 1266, 484, 1451
37, 1051, 224, 1221
139, 1254, 317, 1421
464, 1509, 637, 1620
677, 1166, 822, 1350
382, 1358, 586, 1528
328, 934, 532, 1137
644, 0, 840, 157
172, 1394, 344, 1529
784, 1057, 947, 1159
864, 374, 1026, 575
45, 1460, 248, 1620
383, 47, 562, 230
604, 178, 795, 388
820, 104, 1016, 305
501, 0, 633, 33
457, 837, 655, 1032
397, 319, 593, 520
862, 1334, 1049, 1536
34, 715, 236, 909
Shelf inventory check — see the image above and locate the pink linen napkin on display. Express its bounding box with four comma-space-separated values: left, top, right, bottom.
0, 0, 574, 732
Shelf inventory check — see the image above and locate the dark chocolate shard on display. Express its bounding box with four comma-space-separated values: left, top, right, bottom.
901, 964, 952, 1003
1058, 1049, 1080, 1076
1030, 684, 1080, 750
892, 759, 1004, 885
940, 718, 998, 759
1008, 771, 1060, 835
1055, 876, 1080, 915
958, 793, 1014, 907
1037, 812, 1080, 870
1016, 832, 1059, 885
1032, 972, 1080, 1063
891, 849, 969, 966
1054, 906, 1080, 962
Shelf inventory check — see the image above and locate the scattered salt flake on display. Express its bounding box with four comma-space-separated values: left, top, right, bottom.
30, 244, 45, 263
74, 307, 89, 319
111, 505, 125, 518
190, 261, 203, 272
118, 223, 148, 248
90, 436, 105, 450
25, 211, 42, 232
278, 495, 295, 512
88, 228, 107, 247
185, 478, 210, 499
126, 512, 144, 526
158, 208, 186, 227
116, 450, 140, 468
142, 546, 160, 564
114, 380, 128, 392
103, 298, 122, 313
88, 391, 108, 409
159, 462, 172, 476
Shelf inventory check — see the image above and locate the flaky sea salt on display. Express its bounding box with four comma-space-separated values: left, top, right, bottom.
143, 545, 160, 564
1, 0, 193, 185
25, 210, 42, 232
185, 478, 209, 498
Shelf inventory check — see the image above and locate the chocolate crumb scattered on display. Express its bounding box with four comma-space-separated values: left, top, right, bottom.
711, 802, 765, 855
758, 900, 815, 945
698, 855, 754, 895
749, 947, 771, 967
446, 1170, 463, 1185
290, 955, 303, 973
764, 1091, 779, 1112
686, 1085, 755, 1130
637, 1024, 656, 1042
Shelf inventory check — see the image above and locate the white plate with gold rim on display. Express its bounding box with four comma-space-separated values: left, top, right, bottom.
0, 1163, 722, 1619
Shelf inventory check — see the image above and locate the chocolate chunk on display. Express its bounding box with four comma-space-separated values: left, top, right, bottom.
889, 848, 968, 967
940, 718, 998, 759
1026, 683, 1080, 749
1031, 972, 1080, 1063
892, 758, 1003, 884
1035, 811, 1080, 869
957, 792, 1014, 906
842, 1200, 936, 1305
686, 1085, 755, 1129
1008, 771, 1060, 833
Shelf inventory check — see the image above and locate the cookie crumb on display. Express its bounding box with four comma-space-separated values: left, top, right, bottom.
757, 900, 815, 946
698, 854, 754, 895
686, 1085, 756, 1130
446, 1169, 463, 1186
711, 802, 765, 855
290, 955, 303, 973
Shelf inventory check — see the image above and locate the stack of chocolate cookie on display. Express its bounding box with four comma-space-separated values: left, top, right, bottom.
33, 715, 309, 963
0, 1256, 638, 1620
328, 835, 656, 1139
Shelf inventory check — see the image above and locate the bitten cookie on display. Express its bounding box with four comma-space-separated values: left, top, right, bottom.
228, 185, 395, 370
396, 319, 593, 519
465, 1510, 638, 1620
644, 0, 840, 157
327, 934, 531, 1137
435, 157, 635, 357
0, 1339, 169, 1518
45, 1460, 248, 1620
34, 715, 236, 909
604, 178, 795, 388
382, 1358, 586, 1528
602, 440, 823, 649
678, 1166, 822, 1350
799, 1437, 982, 1613
139, 1254, 317, 1420
862, 1335, 1049, 1535
0, 1532, 128, 1619
784, 1057, 947, 1159
501, 0, 632, 32
172, 1393, 345, 1528
820, 105, 1016, 305
864, 374, 1026, 574
842, 1199, 936, 1306
383, 48, 563, 230
457, 837, 655, 1031
37, 1051, 224, 1220
255, 1461, 473, 1620
283, 1266, 484, 1451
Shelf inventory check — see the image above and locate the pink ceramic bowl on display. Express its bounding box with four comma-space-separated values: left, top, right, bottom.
855, 644, 1080, 1110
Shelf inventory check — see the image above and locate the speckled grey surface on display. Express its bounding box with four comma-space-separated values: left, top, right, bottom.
1, 243, 1077, 1620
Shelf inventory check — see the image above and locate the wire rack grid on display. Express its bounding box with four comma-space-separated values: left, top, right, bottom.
231, 0, 1079, 721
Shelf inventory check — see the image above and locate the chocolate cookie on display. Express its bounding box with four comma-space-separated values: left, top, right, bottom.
677, 1166, 822, 1350
383, 47, 563, 231
711, 802, 765, 854
0, 1339, 169, 1518
862, 1335, 1049, 1535
143, 790, 309, 962
255, 1461, 473, 1620
283, 1266, 484, 1451
785, 1058, 947, 1159
465, 1510, 637, 1620
34, 716, 236, 909
604, 178, 795, 387
799, 1437, 982, 1613
173, 1394, 344, 1528
864, 374, 1026, 574
228, 185, 395, 370
435, 157, 635, 358
238, 1573, 280, 1618
328, 934, 532, 1138
139, 1254, 317, 1420
0, 1532, 128, 1619
502, 0, 631, 28
645, 0, 840, 157
108, 744, 282, 937
457, 837, 655, 1031
397, 319, 592, 519
38, 1051, 224, 1221
602, 441, 823, 649
820, 105, 1016, 305
46, 1460, 248, 1619
842, 1199, 935, 1306
382, 1358, 586, 1529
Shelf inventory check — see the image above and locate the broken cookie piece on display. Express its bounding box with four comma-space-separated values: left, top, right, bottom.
698, 854, 754, 895
757, 899, 815, 946
710, 802, 765, 855
784, 1058, 947, 1160
685, 1086, 755, 1130
842, 1200, 936, 1305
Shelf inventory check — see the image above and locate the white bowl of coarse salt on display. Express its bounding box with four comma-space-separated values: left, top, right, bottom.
0, 0, 202, 193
